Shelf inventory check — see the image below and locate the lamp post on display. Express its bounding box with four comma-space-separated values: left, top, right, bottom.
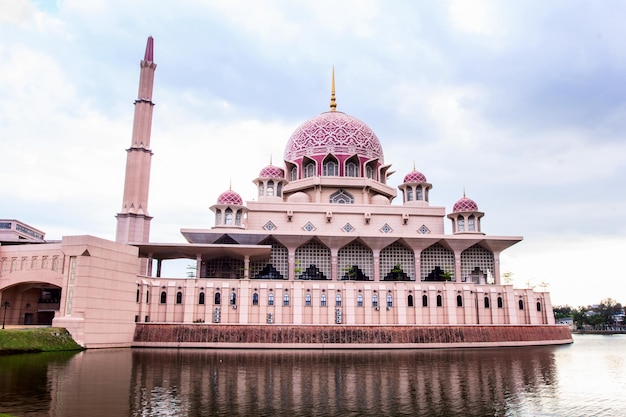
2, 301, 10, 329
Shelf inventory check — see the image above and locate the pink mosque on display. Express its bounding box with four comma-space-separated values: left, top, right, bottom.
0, 38, 571, 348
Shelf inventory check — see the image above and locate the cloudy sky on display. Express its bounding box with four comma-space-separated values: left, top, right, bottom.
2, 0, 625, 307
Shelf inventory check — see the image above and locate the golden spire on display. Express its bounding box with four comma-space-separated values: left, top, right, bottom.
330, 66, 337, 111
463, 186, 466, 198
269, 155, 273, 165
413, 161, 416, 171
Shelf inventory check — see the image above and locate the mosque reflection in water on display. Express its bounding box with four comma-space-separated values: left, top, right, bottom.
0, 347, 558, 416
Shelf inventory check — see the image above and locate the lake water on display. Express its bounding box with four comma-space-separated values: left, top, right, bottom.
0, 334, 623, 417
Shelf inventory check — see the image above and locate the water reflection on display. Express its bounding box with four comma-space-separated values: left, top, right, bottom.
127, 347, 557, 417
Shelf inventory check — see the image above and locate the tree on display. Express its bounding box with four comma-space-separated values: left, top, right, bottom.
597, 298, 623, 325
553, 305, 572, 320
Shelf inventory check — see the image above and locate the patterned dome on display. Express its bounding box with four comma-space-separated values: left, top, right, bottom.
217, 189, 243, 205
284, 111, 384, 162
403, 170, 427, 183
259, 165, 284, 179
453, 196, 478, 212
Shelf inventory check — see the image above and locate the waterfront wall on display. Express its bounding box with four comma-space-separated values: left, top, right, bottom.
133, 324, 572, 349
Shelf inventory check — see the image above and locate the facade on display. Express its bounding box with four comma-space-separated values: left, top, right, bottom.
0, 37, 571, 348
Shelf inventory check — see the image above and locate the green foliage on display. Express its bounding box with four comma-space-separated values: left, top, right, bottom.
0, 328, 83, 354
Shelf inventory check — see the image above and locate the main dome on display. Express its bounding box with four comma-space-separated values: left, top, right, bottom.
284, 111, 384, 163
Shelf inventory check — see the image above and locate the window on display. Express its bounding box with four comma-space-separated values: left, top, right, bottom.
519, 299, 524, 310
330, 190, 354, 204
176, 291, 183, 304
407, 188, 413, 201
136, 289, 140, 303
267, 180, 274, 196
283, 292, 290, 306
484, 296, 490, 308
416, 187, 423, 201
321, 293, 327, 307
215, 292, 221, 305
160, 291, 167, 304
277, 183, 282, 197
304, 162, 315, 178
457, 216, 464, 232
357, 293, 363, 307
537, 302, 542, 312
408, 294, 414, 307
436, 295, 442, 307
235, 211, 242, 226
422, 294, 428, 307
305, 293, 311, 306
323, 160, 338, 176
468, 215, 475, 231
386, 293, 393, 308
258, 183, 264, 197
346, 161, 358, 177
146, 291, 150, 304
497, 297, 503, 308
366, 165, 374, 179
230, 292, 237, 305
215, 210, 222, 225
372, 294, 378, 307
225, 208, 233, 225
252, 293, 259, 306
457, 295, 463, 307
199, 292, 205, 305
290, 166, 298, 181
336, 293, 342, 307
268, 293, 274, 306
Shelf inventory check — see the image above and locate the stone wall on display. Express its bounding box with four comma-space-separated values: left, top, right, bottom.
133, 324, 572, 348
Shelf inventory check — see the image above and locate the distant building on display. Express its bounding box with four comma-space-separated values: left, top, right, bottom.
0, 37, 571, 348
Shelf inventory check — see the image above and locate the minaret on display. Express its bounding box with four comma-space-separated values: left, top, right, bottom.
116, 36, 156, 243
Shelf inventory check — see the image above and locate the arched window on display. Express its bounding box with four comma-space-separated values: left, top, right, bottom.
268, 293, 274, 306
258, 183, 264, 197
386, 293, 393, 307
457, 215, 464, 232
215, 209, 222, 225
366, 165, 374, 179
267, 180, 274, 196
215, 292, 221, 305
519, 299, 524, 310
235, 211, 242, 226
372, 294, 379, 307
160, 291, 167, 304
457, 295, 463, 307
336, 293, 342, 307
176, 291, 183, 304
304, 162, 315, 178
321, 293, 327, 307
422, 294, 428, 307
199, 292, 205, 305
408, 294, 414, 307
290, 166, 298, 181
357, 293, 363, 307
416, 187, 423, 201
252, 293, 259, 306
484, 296, 490, 308
283, 292, 290, 306
407, 188, 413, 201
537, 302, 542, 312
305, 293, 312, 306
277, 183, 282, 197
323, 160, 338, 176
497, 296, 503, 308
230, 292, 236, 305
346, 161, 358, 177
330, 190, 354, 204
468, 215, 475, 231
225, 208, 233, 225
436, 295, 443, 307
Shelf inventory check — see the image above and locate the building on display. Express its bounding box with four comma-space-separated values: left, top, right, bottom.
0, 37, 571, 348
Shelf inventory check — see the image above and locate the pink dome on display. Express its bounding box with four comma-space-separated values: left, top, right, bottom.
403, 170, 427, 183
453, 197, 478, 212
217, 189, 243, 205
259, 165, 284, 179
284, 111, 383, 162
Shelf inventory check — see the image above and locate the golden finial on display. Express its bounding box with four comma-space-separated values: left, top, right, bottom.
413, 161, 416, 171
229, 179, 232, 190
463, 186, 466, 198
330, 66, 337, 111
269, 155, 273, 165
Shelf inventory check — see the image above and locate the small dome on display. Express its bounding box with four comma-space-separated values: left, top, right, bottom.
453, 196, 478, 212
284, 111, 383, 162
259, 165, 284, 179
217, 189, 243, 205
287, 192, 311, 203
403, 170, 427, 183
